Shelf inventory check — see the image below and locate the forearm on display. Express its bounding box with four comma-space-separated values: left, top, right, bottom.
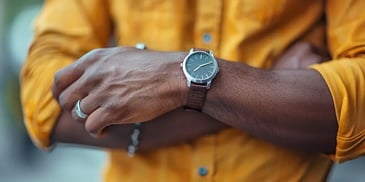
52, 108, 228, 151
203, 60, 337, 153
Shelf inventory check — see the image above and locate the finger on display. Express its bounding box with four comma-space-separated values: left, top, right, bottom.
58, 75, 89, 109
53, 49, 103, 99
71, 100, 88, 123
53, 64, 85, 100
84, 107, 114, 137
74, 94, 102, 123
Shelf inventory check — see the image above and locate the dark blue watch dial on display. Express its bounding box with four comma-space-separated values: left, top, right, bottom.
186, 52, 216, 80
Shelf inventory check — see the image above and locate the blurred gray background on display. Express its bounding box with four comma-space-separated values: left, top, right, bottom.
0, 0, 364, 181
0, 1, 105, 182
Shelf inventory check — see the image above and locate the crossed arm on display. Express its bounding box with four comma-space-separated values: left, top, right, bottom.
51, 43, 337, 154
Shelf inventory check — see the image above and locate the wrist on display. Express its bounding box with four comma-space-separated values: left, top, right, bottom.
169, 52, 189, 108
179, 69, 189, 108
180, 49, 219, 111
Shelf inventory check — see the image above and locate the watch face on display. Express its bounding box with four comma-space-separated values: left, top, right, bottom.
185, 51, 218, 82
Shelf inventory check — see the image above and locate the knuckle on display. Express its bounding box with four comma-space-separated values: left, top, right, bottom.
59, 91, 72, 108
89, 48, 103, 55
81, 48, 111, 65
95, 48, 108, 55
104, 101, 123, 119
104, 102, 118, 113
84, 48, 104, 60
115, 46, 134, 55
53, 71, 63, 87
58, 93, 66, 107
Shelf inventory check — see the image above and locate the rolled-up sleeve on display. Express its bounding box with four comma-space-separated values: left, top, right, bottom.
310, 0, 365, 162
20, 0, 111, 150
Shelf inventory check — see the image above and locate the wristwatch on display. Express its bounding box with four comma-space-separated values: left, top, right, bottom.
181, 48, 219, 111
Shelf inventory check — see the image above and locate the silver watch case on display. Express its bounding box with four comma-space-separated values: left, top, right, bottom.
181, 48, 219, 89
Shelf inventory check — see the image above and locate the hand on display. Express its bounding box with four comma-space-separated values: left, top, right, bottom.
52, 47, 187, 135
273, 42, 330, 70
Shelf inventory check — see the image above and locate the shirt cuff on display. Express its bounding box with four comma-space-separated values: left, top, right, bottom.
310, 58, 365, 162
20, 55, 72, 150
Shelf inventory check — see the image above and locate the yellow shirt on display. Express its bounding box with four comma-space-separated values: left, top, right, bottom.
20, 0, 365, 181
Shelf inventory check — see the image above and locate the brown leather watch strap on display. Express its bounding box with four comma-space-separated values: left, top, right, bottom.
185, 83, 208, 111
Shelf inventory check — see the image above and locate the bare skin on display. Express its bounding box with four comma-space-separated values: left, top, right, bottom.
52, 108, 227, 151
52, 42, 337, 154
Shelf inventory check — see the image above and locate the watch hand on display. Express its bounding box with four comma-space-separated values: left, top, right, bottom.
193, 61, 213, 72
193, 65, 202, 72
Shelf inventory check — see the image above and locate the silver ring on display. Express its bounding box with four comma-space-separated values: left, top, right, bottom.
73, 99, 88, 119
135, 43, 146, 50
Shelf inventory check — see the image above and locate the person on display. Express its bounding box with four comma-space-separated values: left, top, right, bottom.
20, 0, 365, 181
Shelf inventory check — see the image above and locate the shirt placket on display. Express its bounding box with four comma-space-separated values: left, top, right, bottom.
191, 134, 217, 182
194, 0, 222, 53
191, 1, 221, 181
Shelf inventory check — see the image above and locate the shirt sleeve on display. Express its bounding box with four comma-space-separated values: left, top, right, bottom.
20, 0, 111, 150
310, 0, 365, 162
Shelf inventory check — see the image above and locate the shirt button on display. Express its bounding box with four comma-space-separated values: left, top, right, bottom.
198, 166, 208, 176
202, 33, 212, 43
